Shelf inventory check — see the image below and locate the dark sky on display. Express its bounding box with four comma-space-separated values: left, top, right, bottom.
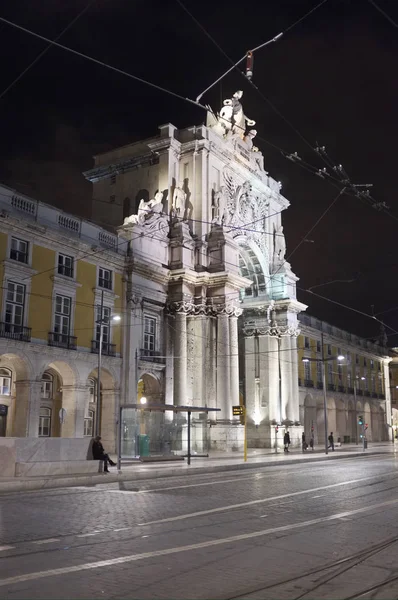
0, 0, 397, 343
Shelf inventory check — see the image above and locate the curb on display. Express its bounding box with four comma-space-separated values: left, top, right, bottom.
0, 450, 388, 494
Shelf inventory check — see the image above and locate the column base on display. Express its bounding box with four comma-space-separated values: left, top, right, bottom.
209, 421, 244, 452
247, 423, 304, 449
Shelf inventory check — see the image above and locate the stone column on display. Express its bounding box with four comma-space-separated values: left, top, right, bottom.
280, 337, 291, 422
230, 315, 240, 413
101, 388, 117, 451
60, 385, 88, 438
174, 311, 187, 406
217, 314, 230, 419
12, 381, 41, 437
289, 336, 300, 423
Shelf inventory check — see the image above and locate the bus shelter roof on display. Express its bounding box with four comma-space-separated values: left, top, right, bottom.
121, 404, 220, 413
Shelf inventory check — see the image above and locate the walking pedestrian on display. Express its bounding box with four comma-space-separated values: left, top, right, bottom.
309, 437, 314, 451
92, 435, 116, 472
284, 430, 291, 453
328, 431, 335, 451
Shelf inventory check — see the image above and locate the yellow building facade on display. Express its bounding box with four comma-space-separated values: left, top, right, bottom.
0, 185, 125, 449
298, 314, 391, 444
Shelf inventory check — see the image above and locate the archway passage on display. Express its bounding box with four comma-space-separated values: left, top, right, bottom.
88, 367, 117, 449
0, 352, 31, 437
238, 242, 267, 300
303, 394, 317, 443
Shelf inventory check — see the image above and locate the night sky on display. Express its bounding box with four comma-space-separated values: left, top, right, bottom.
0, 0, 397, 343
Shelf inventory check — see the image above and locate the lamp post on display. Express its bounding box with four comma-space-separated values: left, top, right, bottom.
302, 332, 345, 455
95, 290, 121, 437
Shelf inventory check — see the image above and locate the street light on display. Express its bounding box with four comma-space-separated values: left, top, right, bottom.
95, 290, 121, 437
302, 333, 345, 455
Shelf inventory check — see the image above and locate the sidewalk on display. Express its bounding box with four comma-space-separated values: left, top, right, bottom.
0, 443, 394, 494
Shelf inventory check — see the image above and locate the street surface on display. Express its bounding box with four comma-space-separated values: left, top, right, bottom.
1, 453, 398, 599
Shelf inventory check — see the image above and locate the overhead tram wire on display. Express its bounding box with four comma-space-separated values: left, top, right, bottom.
177, 0, 398, 229
0, 0, 98, 101
0, 15, 208, 114
368, 0, 398, 29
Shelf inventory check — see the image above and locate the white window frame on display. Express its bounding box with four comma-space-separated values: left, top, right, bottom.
95, 304, 112, 349
317, 361, 322, 383
98, 267, 113, 290
143, 315, 157, 353
38, 407, 52, 437
84, 410, 94, 436
347, 372, 352, 388
57, 253, 74, 278
9, 236, 29, 265
5, 280, 26, 333
0, 368, 12, 396
53, 294, 72, 340
304, 336, 310, 349
88, 377, 96, 403
304, 360, 311, 382
41, 372, 53, 399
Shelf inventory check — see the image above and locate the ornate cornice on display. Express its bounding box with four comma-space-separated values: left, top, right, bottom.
168, 300, 242, 317
243, 324, 300, 338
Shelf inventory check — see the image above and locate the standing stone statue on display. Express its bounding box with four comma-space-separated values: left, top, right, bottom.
172, 182, 187, 219
212, 187, 229, 225
274, 225, 286, 262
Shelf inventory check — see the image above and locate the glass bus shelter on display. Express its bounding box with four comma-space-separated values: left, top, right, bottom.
118, 404, 220, 468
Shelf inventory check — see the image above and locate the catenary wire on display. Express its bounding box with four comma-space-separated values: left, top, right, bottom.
0, 0, 98, 101
0, 14, 207, 113
368, 0, 398, 28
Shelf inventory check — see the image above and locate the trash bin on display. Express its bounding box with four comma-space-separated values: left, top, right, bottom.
364, 439, 368, 449
138, 434, 150, 457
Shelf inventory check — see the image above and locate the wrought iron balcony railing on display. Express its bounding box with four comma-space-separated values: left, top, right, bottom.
91, 340, 116, 356
140, 349, 164, 363
48, 332, 77, 350
0, 322, 31, 342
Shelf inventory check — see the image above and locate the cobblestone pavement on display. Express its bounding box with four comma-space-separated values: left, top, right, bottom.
1, 453, 398, 599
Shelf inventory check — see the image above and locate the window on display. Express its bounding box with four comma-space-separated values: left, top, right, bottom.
356, 354, 359, 365
96, 305, 111, 345
41, 373, 53, 399
364, 377, 368, 391
5, 281, 25, 333
304, 360, 311, 382
304, 336, 310, 349
88, 377, 96, 403
58, 254, 74, 278
38, 407, 51, 437
371, 376, 376, 393
347, 372, 352, 388
327, 362, 333, 383
54, 295, 71, 338
338, 364, 343, 382
370, 359, 374, 369
364, 357, 367, 367
0, 368, 11, 395
10, 237, 28, 264
316, 340, 321, 353
317, 361, 322, 383
98, 267, 112, 290
143, 316, 156, 352
84, 410, 94, 437
346, 351, 351, 365
110, 174, 116, 185
327, 344, 332, 356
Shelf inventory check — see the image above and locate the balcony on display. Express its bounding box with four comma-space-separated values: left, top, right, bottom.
317, 382, 323, 390
91, 340, 116, 357
379, 393, 385, 400
140, 349, 164, 364
327, 383, 336, 391
304, 379, 314, 388
0, 322, 31, 342
347, 387, 355, 395
338, 385, 346, 393
364, 390, 371, 397
371, 392, 378, 398
48, 332, 77, 350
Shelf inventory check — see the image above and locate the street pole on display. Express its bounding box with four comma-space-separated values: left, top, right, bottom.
95, 290, 104, 437
321, 332, 328, 455
243, 406, 247, 462
354, 381, 358, 444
